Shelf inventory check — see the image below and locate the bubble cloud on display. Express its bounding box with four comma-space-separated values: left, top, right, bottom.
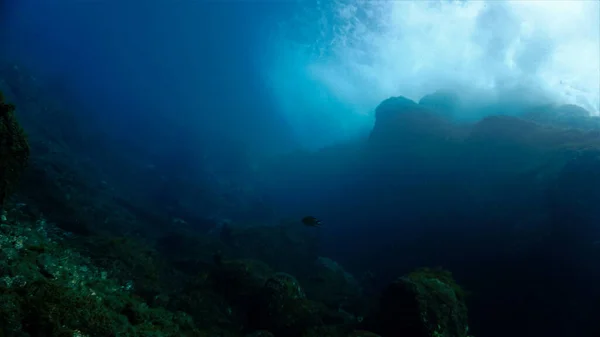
265, 0, 600, 147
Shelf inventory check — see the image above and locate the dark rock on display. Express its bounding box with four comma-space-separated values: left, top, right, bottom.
250, 272, 326, 337
369, 96, 457, 149
374, 96, 420, 123
0, 91, 29, 207
264, 272, 306, 301
374, 268, 470, 337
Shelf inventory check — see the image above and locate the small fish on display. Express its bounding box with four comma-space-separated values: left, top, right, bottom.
301, 216, 322, 227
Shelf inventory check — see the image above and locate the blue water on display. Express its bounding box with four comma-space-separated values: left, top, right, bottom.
2, 1, 600, 336
3, 1, 599, 151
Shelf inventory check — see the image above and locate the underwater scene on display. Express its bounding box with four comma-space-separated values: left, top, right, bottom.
0, 1, 599, 336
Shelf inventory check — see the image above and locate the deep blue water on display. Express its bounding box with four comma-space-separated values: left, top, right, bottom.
2, 1, 300, 154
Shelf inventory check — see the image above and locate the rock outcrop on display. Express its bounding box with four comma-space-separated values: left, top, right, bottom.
0, 91, 29, 207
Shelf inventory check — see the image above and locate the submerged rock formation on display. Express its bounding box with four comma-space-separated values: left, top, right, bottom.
261, 89, 600, 336
0, 91, 29, 208
369, 96, 457, 148
3, 58, 599, 337
374, 268, 470, 337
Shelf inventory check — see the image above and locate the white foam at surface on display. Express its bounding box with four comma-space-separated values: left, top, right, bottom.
266, 0, 600, 146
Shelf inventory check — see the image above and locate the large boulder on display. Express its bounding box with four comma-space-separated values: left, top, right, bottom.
370, 96, 455, 144
249, 272, 326, 337
373, 268, 470, 337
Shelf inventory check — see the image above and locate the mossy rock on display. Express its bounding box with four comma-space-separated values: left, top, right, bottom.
263, 272, 306, 302
249, 273, 326, 337
1, 276, 200, 337
18, 280, 118, 336
376, 267, 470, 337
0, 91, 30, 207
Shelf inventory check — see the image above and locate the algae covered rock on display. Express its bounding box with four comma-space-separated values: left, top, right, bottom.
0, 91, 29, 207
304, 257, 364, 315
250, 272, 325, 337
376, 268, 470, 337
264, 272, 306, 301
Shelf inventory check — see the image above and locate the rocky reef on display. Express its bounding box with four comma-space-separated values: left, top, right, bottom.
261, 92, 600, 336
0, 199, 471, 336
2, 62, 599, 337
